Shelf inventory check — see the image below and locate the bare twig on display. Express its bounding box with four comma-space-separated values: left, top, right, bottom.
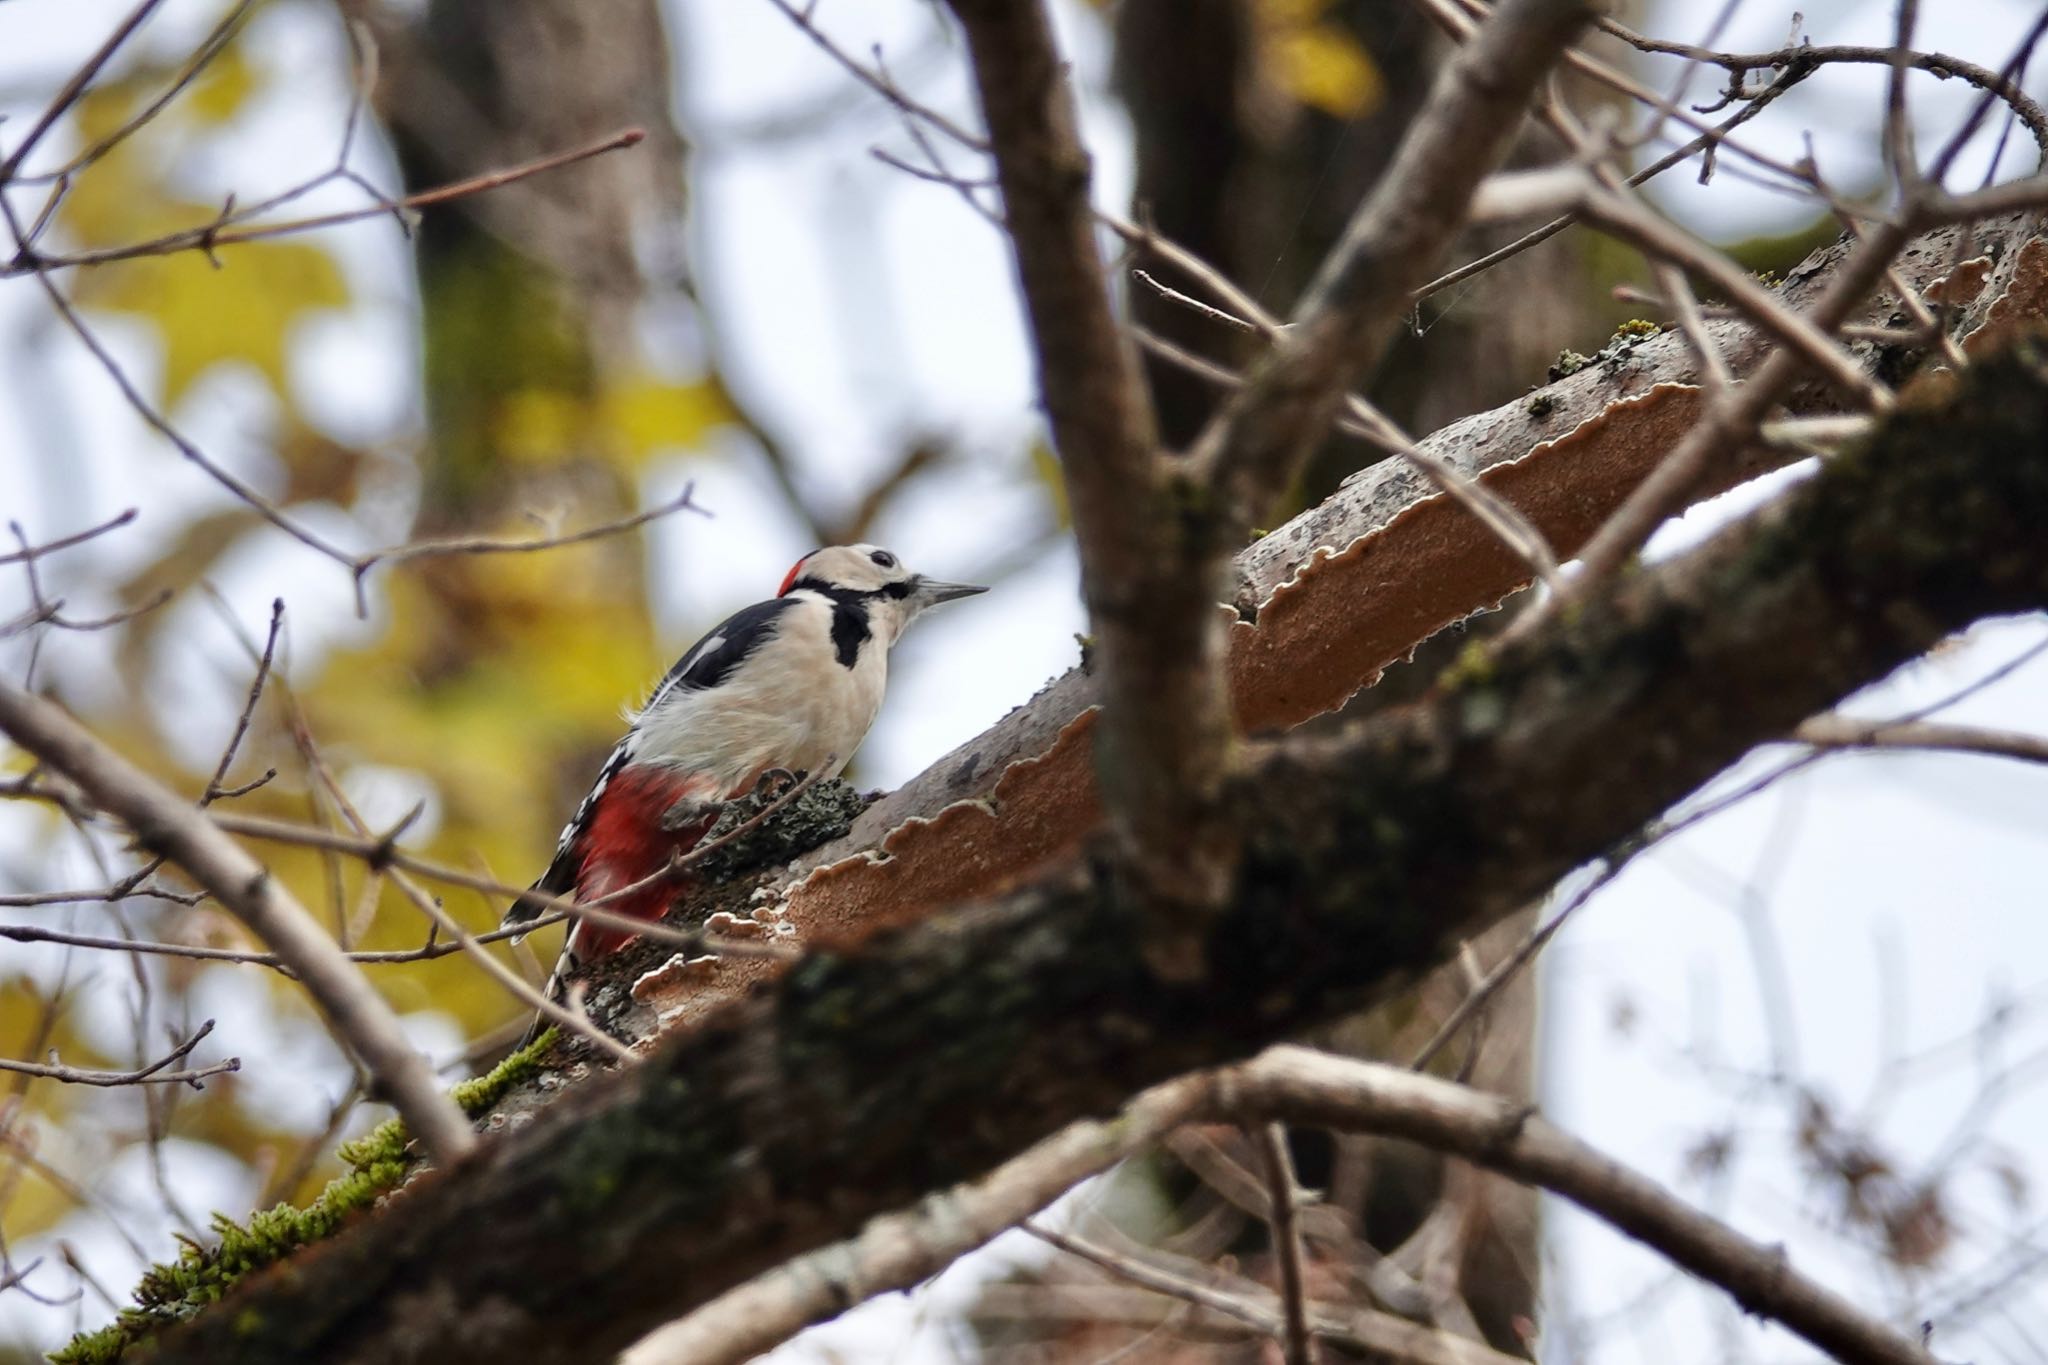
1253, 1122, 1320, 1365
15, 0, 258, 188
1575, 186, 1890, 409
205, 810, 797, 962
287, 721, 639, 1065
1129, 321, 1565, 595
0, 509, 137, 566
11, 127, 650, 274
0, 914, 564, 971
1793, 716, 2048, 764
1514, 216, 1916, 640
349, 484, 706, 590
201, 598, 283, 806
1126, 271, 1567, 593
1597, 22, 2048, 160
0, 1020, 237, 1089
1419, 59, 1809, 300
760, 0, 987, 152
0, 0, 169, 182
0, 681, 475, 1165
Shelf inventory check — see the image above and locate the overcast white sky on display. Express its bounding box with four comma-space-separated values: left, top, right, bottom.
4, 0, 2048, 1360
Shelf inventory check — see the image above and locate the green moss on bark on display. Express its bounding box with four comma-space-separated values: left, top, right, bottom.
52, 1030, 559, 1364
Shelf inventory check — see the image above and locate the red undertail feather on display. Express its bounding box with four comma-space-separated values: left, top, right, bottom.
570, 767, 722, 959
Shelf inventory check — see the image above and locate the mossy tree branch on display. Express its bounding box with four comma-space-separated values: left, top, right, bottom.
145, 341, 2048, 1365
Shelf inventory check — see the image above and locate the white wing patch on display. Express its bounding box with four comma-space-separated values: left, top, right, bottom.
637, 633, 724, 720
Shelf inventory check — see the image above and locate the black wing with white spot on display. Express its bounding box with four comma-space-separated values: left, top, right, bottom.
640, 596, 799, 712
502, 737, 633, 928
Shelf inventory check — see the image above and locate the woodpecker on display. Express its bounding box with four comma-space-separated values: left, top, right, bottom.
503, 544, 986, 973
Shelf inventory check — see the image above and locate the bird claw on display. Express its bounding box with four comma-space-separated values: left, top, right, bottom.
749, 767, 802, 801
660, 795, 716, 832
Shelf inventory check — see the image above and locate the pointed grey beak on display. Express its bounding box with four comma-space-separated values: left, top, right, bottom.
908, 575, 989, 611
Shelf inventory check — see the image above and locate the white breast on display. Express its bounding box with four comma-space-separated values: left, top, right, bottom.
630, 596, 887, 794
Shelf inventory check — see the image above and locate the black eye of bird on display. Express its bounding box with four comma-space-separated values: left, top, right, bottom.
869, 550, 897, 568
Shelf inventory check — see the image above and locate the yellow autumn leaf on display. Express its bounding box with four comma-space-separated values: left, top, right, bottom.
599, 372, 740, 466
185, 45, 259, 125
80, 240, 350, 403
1270, 21, 1384, 120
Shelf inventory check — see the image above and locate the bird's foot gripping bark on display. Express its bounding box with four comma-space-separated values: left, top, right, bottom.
747, 766, 803, 801
659, 795, 719, 834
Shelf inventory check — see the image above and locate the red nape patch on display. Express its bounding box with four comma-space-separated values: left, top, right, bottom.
777, 553, 811, 597
571, 766, 723, 959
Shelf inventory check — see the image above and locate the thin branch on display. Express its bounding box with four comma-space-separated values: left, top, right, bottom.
205, 810, 797, 962
1028, 1222, 1514, 1365
1793, 716, 2048, 764
0, 1020, 237, 1089
1649, 259, 1733, 389
760, 0, 987, 153
15, 0, 258, 187
201, 598, 283, 806
0, 883, 202, 909
286, 719, 639, 1065
0, 914, 566, 971
1127, 318, 1565, 595
1253, 1122, 1320, 1365
1596, 22, 2048, 160
1514, 215, 1918, 639
10, 127, 649, 274
1884, 0, 1923, 196
0, 509, 137, 566
1575, 185, 1890, 409
1418, 58, 1810, 300
349, 484, 707, 590
1, 204, 360, 571
0, 0, 169, 181
0, 681, 475, 1165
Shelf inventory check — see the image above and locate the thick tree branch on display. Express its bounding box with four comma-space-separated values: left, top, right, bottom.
0, 683, 476, 1166
1219, 1050, 1936, 1365
147, 341, 2048, 1364
943, 0, 1232, 935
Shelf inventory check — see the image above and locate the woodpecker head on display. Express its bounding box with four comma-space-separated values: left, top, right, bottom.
778, 544, 987, 646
